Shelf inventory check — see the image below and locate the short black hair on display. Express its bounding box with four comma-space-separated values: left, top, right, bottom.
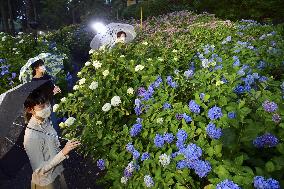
31, 59, 44, 76
117, 31, 127, 38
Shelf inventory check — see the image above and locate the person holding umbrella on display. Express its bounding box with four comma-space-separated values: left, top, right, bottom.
30, 59, 61, 134
24, 89, 80, 189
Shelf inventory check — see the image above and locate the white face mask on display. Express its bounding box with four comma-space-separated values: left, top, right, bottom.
39, 66, 46, 73
35, 105, 51, 118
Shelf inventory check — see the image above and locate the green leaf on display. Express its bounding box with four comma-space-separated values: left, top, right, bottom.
265, 161, 275, 172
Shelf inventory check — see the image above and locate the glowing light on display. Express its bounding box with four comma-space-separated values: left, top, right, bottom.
90, 22, 107, 34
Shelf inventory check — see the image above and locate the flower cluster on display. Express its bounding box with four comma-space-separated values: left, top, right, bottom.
206, 122, 222, 139
262, 100, 278, 113
208, 106, 223, 120
166, 76, 178, 88
216, 179, 241, 189
188, 100, 201, 114
253, 133, 279, 148
97, 159, 105, 170
144, 175, 154, 188
130, 118, 143, 137
254, 176, 280, 189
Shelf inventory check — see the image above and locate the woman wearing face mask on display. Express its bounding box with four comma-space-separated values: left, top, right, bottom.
24, 90, 80, 189
116, 31, 127, 44
31, 59, 61, 134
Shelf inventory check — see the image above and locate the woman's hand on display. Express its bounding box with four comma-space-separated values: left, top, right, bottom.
62, 139, 81, 156
53, 85, 61, 95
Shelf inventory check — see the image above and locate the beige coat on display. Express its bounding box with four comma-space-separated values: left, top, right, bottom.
24, 116, 67, 186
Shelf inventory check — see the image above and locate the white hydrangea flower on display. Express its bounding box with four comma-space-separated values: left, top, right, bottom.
2, 36, 6, 41
78, 78, 86, 85
19, 39, 24, 43
93, 60, 102, 69
15, 52, 19, 54
85, 61, 91, 66
121, 177, 128, 184
120, 55, 125, 58
127, 88, 134, 95
12, 48, 17, 51
65, 117, 76, 126
102, 70, 109, 77
216, 80, 224, 86
99, 45, 106, 51
135, 65, 144, 72
77, 72, 82, 76
102, 103, 111, 112
156, 118, 164, 124
159, 154, 171, 167
202, 59, 210, 68
73, 85, 79, 90
61, 97, 67, 102
89, 81, 98, 90
53, 104, 59, 112
111, 96, 121, 107
158, 57, 164, 61
89, 49, 95, 54
59, 122, 65, 128
142, 41, 148, 45
96, 121, 102, 125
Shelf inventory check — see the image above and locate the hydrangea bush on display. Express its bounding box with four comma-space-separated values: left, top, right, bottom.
57, 11, 284, 188
0, 31, 70, 94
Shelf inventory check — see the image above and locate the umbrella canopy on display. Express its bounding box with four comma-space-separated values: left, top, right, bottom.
19, 53, 65, 83
90, 23, 136, 50
0, 80, 49, 137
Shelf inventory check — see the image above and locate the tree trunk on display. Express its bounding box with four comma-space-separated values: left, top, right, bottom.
7, 0, 15, 35
24, 0, 35, 30
0, 0, 10, 33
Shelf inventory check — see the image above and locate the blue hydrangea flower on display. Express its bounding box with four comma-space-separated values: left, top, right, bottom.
176, 140, 185, 150
163, 102, 172, 110
97, 159, 105, 170
192, 160, 211, 178
182, 113, 192, 123
188, 100, 201, 114
206, 122, 222, 139
176, 129, 188, 142
200, 93, 205, 101
234, 85, 245, 94
130, 123, 142, 137
126, 143, 135, 153
183, 143, 202, 160
253, 133, 279, 148
262, 100, 278, 113
141, 152, 150, 161
163, 133, 174, 143
166, 76, 178, 88
254, 176, 280, 189
272, 114, 281, 123
216, 179, 241, 189
176, 113, 183, 120
233, 56, 240, 66
144, 175, 154, 188
259, 76, 268, 82
137, 87, 146, 97
132, 150, 140, 159
176, 160, 187, 169
228, 112, 236, 119
153, 76, 162, 88
208, 106, 223, 120
184, 70, 194, 78
154, 134, 165, 148
257, 60, 266, 69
